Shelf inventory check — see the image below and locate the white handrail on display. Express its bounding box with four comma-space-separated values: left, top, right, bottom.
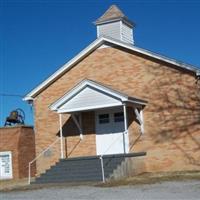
99, 155, 105, 183
28, 137, 60, 184
99, 132, 127, 183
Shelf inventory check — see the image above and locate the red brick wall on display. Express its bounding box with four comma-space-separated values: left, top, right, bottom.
33, 46, 200, 175
0, 126, 36, 179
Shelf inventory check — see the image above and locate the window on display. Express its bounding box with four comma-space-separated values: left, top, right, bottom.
114, 112, 124, 122
99, 114, 109, 124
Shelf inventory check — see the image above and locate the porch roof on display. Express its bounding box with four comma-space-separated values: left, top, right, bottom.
49, 79, 147, 113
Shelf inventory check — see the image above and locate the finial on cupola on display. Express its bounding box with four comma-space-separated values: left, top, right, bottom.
94, 5, 135, 45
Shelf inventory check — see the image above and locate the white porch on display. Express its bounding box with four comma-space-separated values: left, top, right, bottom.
50, 79, 147, 159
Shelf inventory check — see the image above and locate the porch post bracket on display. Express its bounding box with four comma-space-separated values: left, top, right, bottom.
72, 114, 83, 140
134, 108, 144, 134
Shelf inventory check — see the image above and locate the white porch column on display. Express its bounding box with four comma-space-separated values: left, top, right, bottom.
123, 104, 128, 153
79, 113, 83, 140
59, 113, 64, 159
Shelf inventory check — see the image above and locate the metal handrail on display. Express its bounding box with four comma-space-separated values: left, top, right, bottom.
28, 137, 60, 184
28, 131, 129, 184
98, 131, 127, 183
99, 155, 105, 183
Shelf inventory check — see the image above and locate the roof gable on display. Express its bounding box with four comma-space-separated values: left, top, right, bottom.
24, 36, 199, 101
50, 79, 147, 113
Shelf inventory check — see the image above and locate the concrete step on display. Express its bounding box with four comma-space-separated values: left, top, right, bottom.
36, 173, 103, 181
33, 177, 102, 184
39, 169, 103, 178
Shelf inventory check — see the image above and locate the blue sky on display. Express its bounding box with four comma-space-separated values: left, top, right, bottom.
1, 0, 200, 126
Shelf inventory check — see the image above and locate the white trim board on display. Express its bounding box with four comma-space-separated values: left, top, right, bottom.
24, 36, 200, 101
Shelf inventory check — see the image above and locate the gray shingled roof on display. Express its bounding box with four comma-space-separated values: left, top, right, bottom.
95, 5, 134, 26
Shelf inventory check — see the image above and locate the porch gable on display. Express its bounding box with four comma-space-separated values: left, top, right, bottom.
49, 79, 147, 113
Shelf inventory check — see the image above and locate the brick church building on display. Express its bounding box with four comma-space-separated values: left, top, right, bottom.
23, 5, 200, 183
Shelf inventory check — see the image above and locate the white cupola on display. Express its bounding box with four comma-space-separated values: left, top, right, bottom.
94, 5, 135, 45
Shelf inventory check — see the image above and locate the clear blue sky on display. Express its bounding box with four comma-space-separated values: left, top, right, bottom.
1, 0, 200, 126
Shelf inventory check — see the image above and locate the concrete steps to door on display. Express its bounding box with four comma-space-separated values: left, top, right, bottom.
32, 152, 146, 184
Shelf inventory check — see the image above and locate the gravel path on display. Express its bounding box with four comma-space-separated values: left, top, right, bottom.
1, 180, 200, 200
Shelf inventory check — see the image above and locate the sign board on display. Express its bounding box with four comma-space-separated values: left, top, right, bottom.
0, 151, 13, 180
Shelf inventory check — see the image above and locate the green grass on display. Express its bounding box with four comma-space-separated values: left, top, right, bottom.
97, 171, 200, 187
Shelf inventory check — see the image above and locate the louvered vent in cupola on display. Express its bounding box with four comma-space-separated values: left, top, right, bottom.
94, 5, 135, 45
